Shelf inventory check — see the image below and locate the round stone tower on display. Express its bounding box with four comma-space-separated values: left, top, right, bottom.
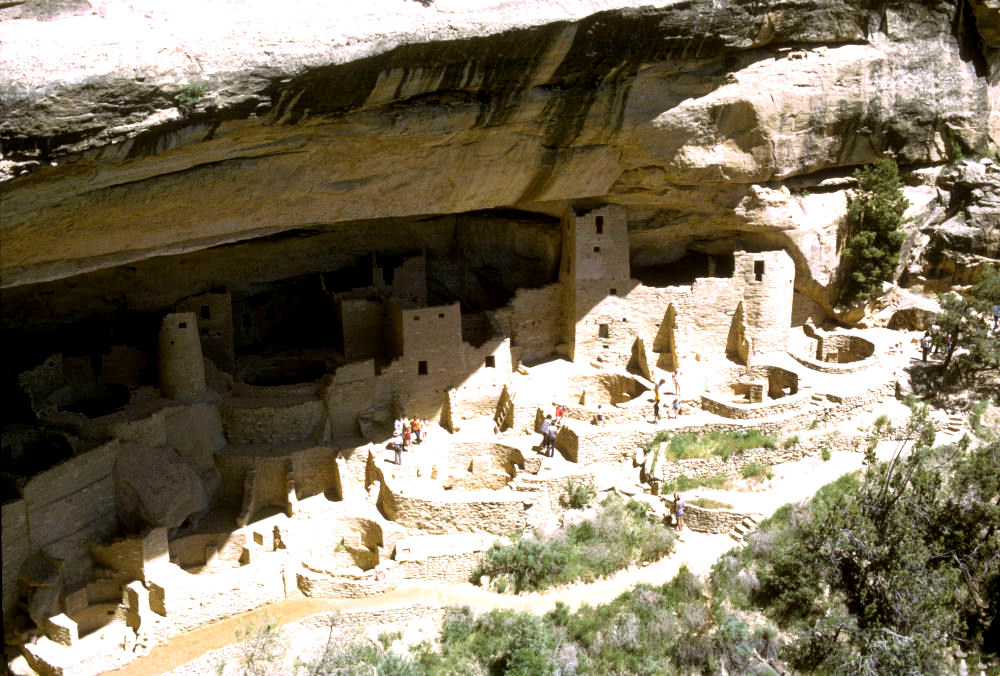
158, 312, 206, 400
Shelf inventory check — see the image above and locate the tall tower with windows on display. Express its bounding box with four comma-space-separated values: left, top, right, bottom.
559, 205, 631, 362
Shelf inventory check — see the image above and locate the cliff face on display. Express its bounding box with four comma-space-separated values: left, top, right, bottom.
0, 0, 997, 307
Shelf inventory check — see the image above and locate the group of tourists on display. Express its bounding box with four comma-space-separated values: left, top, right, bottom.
390, 415, 429, 464
539, 405, 564, 457
653, 372, 682, 421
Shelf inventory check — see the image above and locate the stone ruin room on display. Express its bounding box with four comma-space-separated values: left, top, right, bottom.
2, 0, 998, 674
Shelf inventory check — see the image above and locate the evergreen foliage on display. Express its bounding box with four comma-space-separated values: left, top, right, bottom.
840, 158, 908, 303
935, 264, 1000, 376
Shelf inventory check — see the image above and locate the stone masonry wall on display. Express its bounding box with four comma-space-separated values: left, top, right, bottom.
220, 398, 326, 444
379, 485, 534, 535
683, 505, 754, 534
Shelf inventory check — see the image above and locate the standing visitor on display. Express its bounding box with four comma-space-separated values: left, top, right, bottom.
653, 388, 661, 421
555, 404, 564, 422
671, 396, 680, 419
672, 369, 680, 396
673, 493, 685, 531
593, 404, 604, 425
993, 303, 999, 331
546, 418, 559, 457
920, 332, 932, 362
403, 423, 412, 451
540, 415, 552, 454
411, 417, 422, 444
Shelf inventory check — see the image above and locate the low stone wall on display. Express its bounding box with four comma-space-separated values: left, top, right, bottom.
447, 441, 525, 476
394, 533, 500, 583
699, 389, 810, 420
556, 423, 648, 464
683, 505, 755, 534
296, 567, 399, 599
378, 484, 535, 535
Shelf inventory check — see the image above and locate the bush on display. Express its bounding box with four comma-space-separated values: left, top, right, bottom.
562, 478, 596, 509
741, 462, 772, 480
650, 429, 777, 462
661, 473, 730, 494
821, 445, 831, 461
782, 435, 799, 448
176, 82, 205, 110
476, 494, 675, 592
689, 497, 733, 509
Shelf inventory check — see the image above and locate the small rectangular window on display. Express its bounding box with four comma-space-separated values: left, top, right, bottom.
418, 360, 428, 376
178, 321, 187, 329
609, 288, 617, 296
413, 315, 420, 321
598, 323, 609, 339
438, 313, 445, 318
485, 356, 496, 368
200, 305, 211, 320
596, 216, 604, 234
593, 246, 601, 253
754, 260, 765, 281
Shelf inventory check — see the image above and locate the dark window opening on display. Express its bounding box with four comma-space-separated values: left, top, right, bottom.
413, 315, 420, 321
594, 246, 601, 253
418, 360, 428, 376
178, 322, 187, 329
200, 305, 211, 320
485, 356, 496, 368
598, 323, 609, 339
438, 313, 445, 319
242, 313, 252, 329
596, 216, 604, 234
609, 288, 617, 296
754, 260, 765, 281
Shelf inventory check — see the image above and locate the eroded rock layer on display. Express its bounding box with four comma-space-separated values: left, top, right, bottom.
1, 0, 997, 303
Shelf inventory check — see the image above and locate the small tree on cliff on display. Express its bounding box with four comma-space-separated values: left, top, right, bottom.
839, 158, 908, 304
936, 264, 1000, 375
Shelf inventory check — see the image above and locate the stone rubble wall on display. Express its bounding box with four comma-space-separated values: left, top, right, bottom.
699, 390, 811, 420
683, 505, 755, 534
378, 486, 535, 535
395, 550, 488, 583
493, 283, 564, 366
219, 399, 327, 444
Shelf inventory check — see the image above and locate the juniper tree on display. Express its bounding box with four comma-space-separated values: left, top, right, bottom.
840, 158, 908, 304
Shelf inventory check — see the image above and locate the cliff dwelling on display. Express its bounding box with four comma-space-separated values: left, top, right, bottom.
2, 0, 998, 673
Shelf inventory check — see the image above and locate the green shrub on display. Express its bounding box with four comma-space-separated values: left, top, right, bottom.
689, 497, 733, 509
821, 445, 831, 461
563, 478, 596, 509
741, 462, 772, 480
661, 473, 730, 494
782, 435, 799, 449
476, 494, 675, 592
176, 82, 204, 110
651, 429, 777, 462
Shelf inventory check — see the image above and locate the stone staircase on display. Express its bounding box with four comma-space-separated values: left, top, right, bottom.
943, 412, 964, 435
727, 514, 762, 543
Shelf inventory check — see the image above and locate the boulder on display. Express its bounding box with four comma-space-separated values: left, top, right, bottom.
114, 443, 209, 532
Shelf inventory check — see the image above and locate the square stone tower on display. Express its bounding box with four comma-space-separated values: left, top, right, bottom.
733, 250, 795, 356
559, 205, 630, 362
